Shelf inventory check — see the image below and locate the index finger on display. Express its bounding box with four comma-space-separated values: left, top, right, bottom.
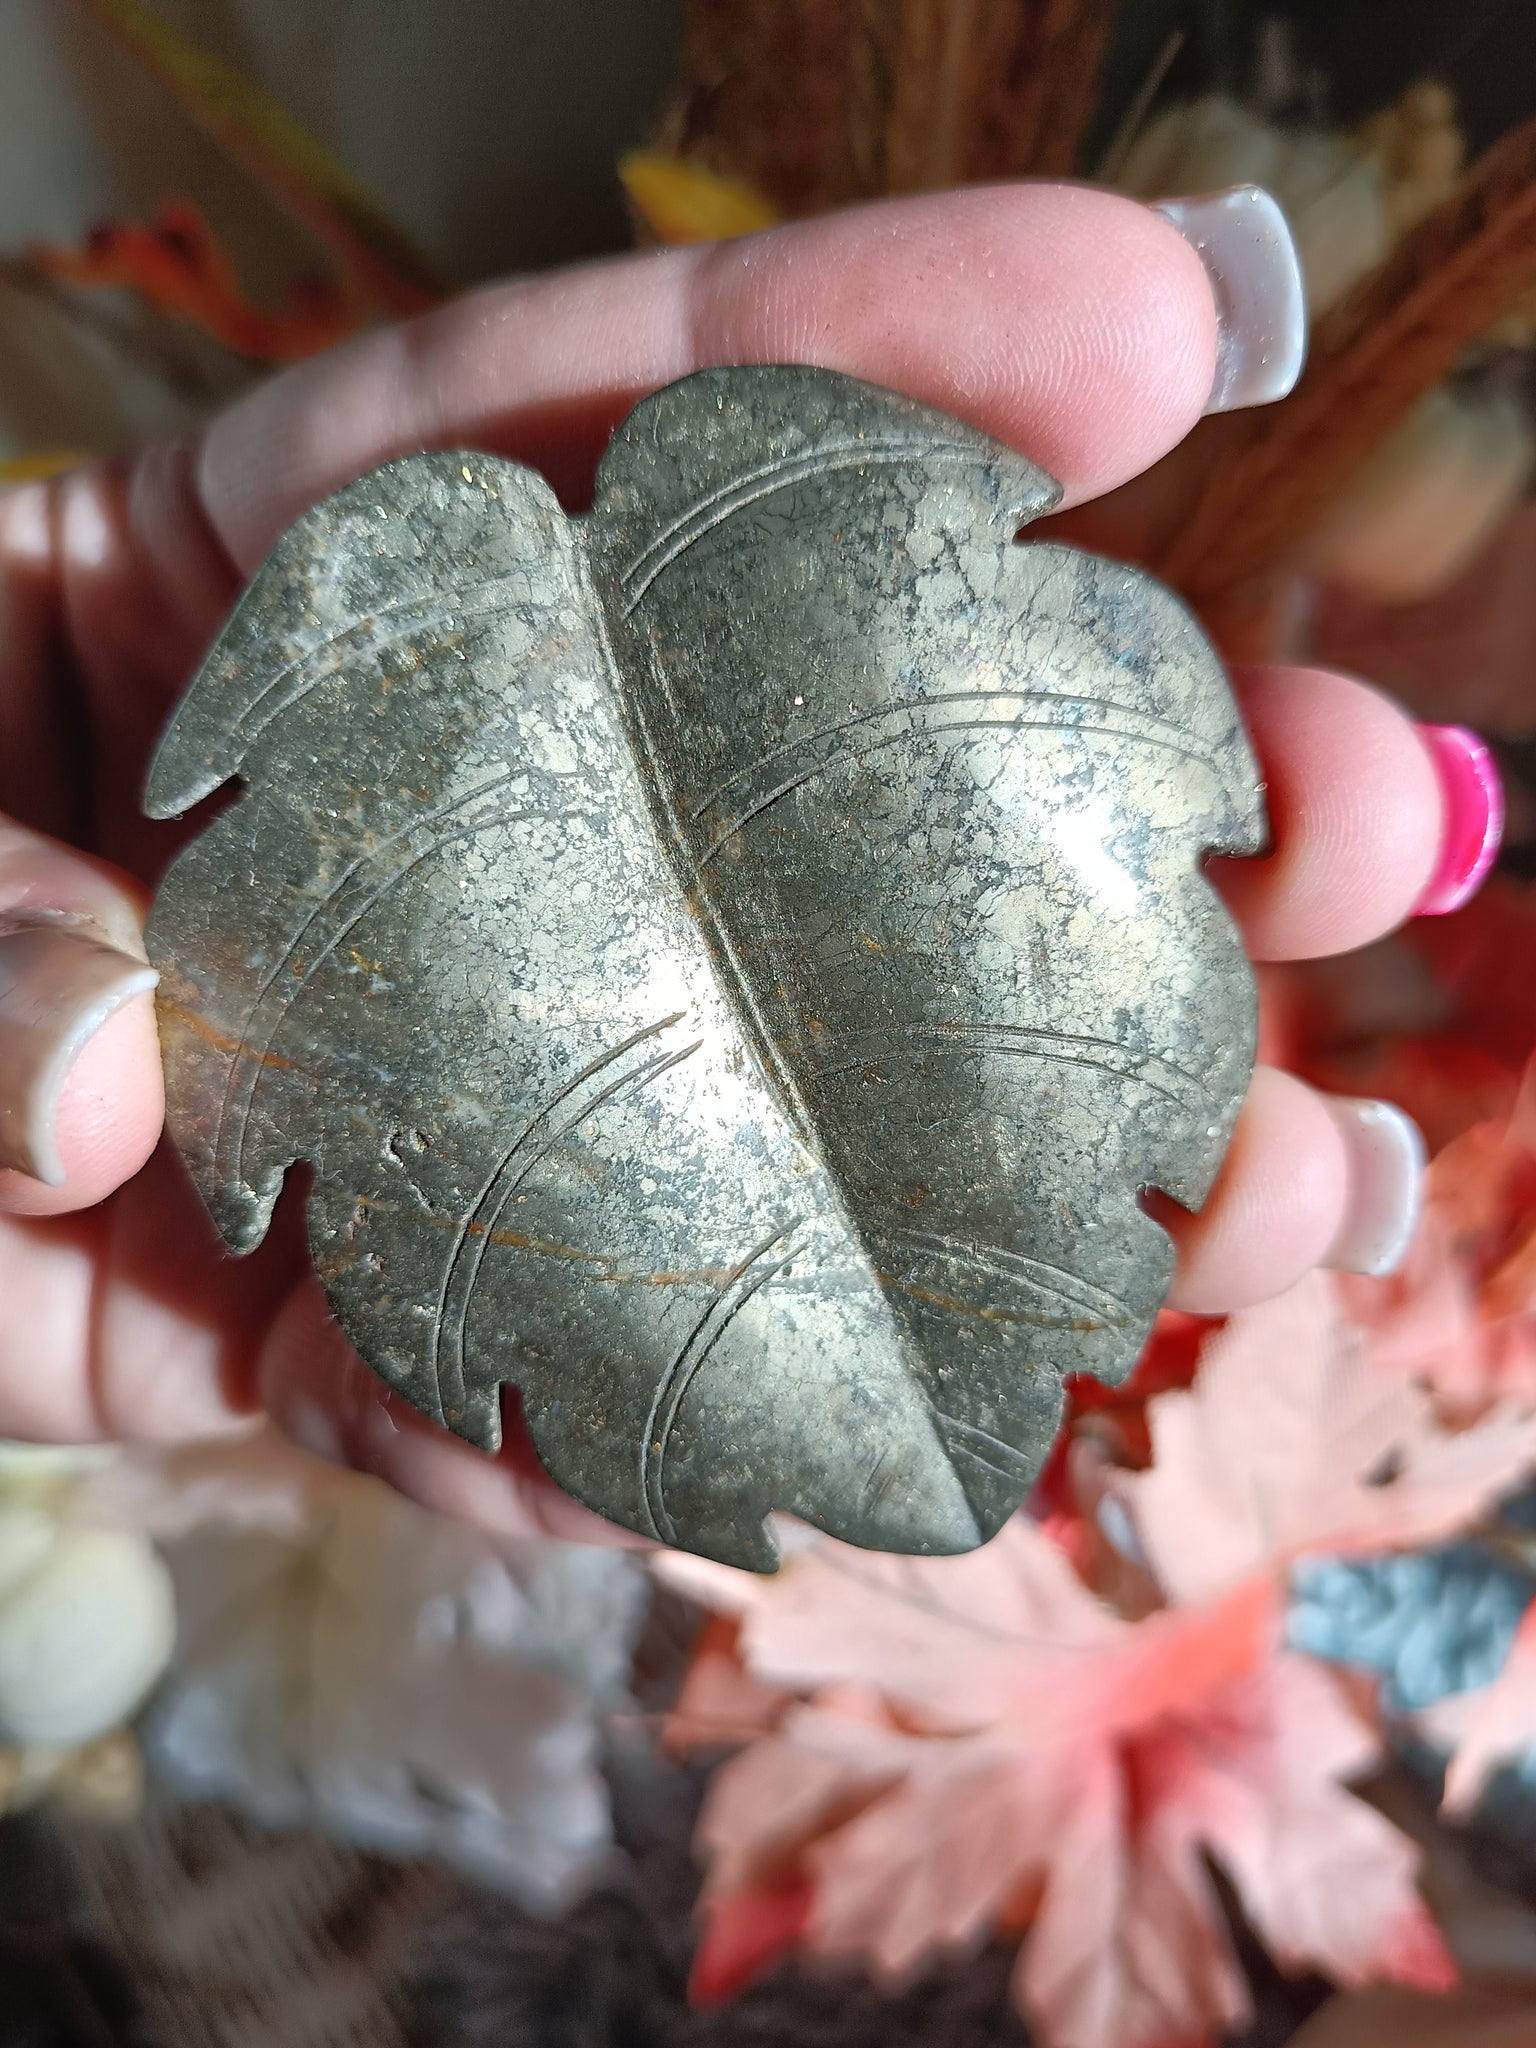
196, 182, 1299, 574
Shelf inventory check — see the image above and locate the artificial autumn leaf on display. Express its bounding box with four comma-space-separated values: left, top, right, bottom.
657, 1520, 1452, 2048
0, 452, 80, 487
663, 1613, 791, 1756
1294, 882, 1536, 1156
691, 1881, 813, 2004
32, 201, 363, 364
660, 1514, 1137, 1736
1424, 1058, 1536, 1313
1421, 1599, 1536, 1816
82, 0, 442, 315
618, 151, 781, 244
1117, 1272, 1536, 1607
1340, 1057, 1536, 1422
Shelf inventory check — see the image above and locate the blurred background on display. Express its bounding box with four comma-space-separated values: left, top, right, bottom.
4, 4, 1536, 2045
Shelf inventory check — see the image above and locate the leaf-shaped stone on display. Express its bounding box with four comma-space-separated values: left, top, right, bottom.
145, 367, 1264, 1570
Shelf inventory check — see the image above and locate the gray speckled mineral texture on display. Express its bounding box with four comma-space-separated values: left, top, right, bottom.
145, 366, 1263, 1568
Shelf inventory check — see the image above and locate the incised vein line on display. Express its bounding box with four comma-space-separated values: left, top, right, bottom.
220, 785, 541, 1194
693, 698, 1225, 869
810, 1021, 1211, 1117
431, 1016, 699, 1420
876, 1223, 1129, 1323
220, 572, 547, 757
931, 1411, 1038, 1483
688, 689, 1215, 822
639, 1227, 800, 1543
617, 436, 976, 617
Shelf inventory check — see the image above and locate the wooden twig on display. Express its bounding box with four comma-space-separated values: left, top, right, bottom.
1096, 28, 1185, 182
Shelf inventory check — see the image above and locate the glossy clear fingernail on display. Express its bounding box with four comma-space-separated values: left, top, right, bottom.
1413, 723, 1505, 917
1155, 186, 1308, 414
0, 920, 157, 1185
283, 1396, 348, 1469
1323, 1096, 1425, 1278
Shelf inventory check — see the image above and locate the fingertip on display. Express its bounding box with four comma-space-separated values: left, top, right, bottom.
694, 183, 1222, 505
1164, 1065, 1348, 1313
0, 991, 163, 1217
1213, 665, 1444, 960
257, 1278, 639, 1548
199, 182, 1229, 567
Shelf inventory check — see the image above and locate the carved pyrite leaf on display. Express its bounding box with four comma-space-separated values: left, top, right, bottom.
145, 366, 1265, 1570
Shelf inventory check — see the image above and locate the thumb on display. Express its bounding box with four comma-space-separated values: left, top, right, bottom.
0, 818, 162, 1214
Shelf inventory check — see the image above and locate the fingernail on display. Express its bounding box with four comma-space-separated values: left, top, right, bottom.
1323, 1097, 1425, 1278
1413, 724, 1504, 916
0, 920, 157, 1185
1154, 186, 1308, 414
283, 1396, 348, 1469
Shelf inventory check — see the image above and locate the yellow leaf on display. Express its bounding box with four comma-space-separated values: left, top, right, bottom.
83, 0, 445, 314
0, 451, 79, 485
618, 151, 781, 246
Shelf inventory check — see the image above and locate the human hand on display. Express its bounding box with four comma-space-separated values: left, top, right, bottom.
0, 182, 1500, 1540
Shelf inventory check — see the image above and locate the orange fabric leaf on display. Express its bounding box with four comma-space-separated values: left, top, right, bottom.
0, 452, 81, 485
32, 200, 364, 364
82, 0, 441, 314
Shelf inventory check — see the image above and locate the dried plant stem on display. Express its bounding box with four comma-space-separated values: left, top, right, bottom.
673, 0, 1114, 212
883, 0, 980, 192
964, 0, 1117, 180
1159, 114, 1536, 605
677, 0, 868, 214
1096, 28, 1186, 182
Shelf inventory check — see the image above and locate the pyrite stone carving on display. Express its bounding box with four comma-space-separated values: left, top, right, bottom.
146, 366, 1265, 1569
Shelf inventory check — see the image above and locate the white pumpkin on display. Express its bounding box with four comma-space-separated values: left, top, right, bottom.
1301, 384, 1536, 602
1117, 94, 1391, 316
0, 1505, 175, 1746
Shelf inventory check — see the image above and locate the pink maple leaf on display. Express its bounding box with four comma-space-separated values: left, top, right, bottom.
1341, 1057, 1536, 1422
1419, 1600, 1536, 1818
657, 1519, 1453, 2048
1116, 1272, 1536, 1607
663, 1613, 790, 1756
